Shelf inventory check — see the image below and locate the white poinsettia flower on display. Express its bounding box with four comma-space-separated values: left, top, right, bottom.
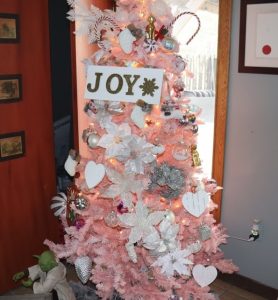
123, 135, 156, 174
152, 248, 193, 277
143, 219, 179, 254
118, 201, 165, 244
98, 122, 133, 158
101, 168, 145, 209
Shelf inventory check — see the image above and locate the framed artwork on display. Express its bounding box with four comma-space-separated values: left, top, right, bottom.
239, 0, 278, 74
0, 74, 22, 103
0, 131, 25, 161
0, 13, 19, 43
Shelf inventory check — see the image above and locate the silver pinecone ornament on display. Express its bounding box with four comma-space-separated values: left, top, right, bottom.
74, 256, 93, 284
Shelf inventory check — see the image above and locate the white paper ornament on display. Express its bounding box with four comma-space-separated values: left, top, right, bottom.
182, 191, 209, 218
192, 264, 217, 287
85, 161, 106, 189
131, 105, 147, 128
74, 256, 93, 284
64, 154, 78, 177
119, 28, 136, 54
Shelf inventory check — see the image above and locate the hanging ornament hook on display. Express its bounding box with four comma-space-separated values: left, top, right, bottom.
167, 12, 201, 45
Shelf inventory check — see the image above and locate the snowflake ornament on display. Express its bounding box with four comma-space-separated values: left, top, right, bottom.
140, 78, 159, 97
152, 248, 193, 277
143, 38, 159, 53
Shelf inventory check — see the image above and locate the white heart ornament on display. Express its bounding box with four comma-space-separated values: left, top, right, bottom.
182, 190, 209, 217
85, 161, 106, 189
192, 264, 217, 287
119, 28, 136, 54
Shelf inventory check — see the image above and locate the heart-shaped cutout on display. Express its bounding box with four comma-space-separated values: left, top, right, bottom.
192, 264, 217, 287
85, 161, 106, 189
182, 190, 209, 217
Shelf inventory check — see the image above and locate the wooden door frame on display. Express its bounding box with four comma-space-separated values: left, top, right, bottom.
70, 0, 233, 221
212, 0, 233, 222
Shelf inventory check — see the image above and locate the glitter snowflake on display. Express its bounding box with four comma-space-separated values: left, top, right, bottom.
140, 78, 159, 97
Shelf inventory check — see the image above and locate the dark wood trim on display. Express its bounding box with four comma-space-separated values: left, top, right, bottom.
238, 0, 278, 75
70, 21, 79, 151
219, 273, 278, 299
212, 0, 232, 222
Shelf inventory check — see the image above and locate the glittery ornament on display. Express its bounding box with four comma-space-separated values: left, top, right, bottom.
74, 218, 86, 230
87, 132, 100, 149
75, 194, 88, 210
161, 37, 177, 51
143, 38, 158, 53
104, 211, 119, 227
74, 256, 93, 284
165, 210, 176, 223
173, 80, 185, 97
50, 193, 67, 217
191, 145, 201, 167
172, 142, 189, 161
199, 224, 211, 241
149, 163, 185, 199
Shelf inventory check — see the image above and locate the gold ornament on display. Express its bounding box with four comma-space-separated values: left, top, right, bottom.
191, 145, 201, 167
146, 16, 156, 40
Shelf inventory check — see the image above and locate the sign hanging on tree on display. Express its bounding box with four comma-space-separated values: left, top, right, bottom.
85, 65, 164, 104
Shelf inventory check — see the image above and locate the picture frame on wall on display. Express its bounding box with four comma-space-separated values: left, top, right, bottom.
239, 0, 278, 74
0, 131, 25, 162
0, 13, 19, 43
0, 74, 22, 104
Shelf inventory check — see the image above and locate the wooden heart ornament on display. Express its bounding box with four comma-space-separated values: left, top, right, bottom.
182, 190, 209, 217
192, 264, 217, 287
85, 161, 106, 189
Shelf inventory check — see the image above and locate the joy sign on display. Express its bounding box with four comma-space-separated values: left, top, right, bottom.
85, 65, 164, 104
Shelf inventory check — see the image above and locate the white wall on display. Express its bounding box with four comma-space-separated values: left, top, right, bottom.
221, 0, 278, 289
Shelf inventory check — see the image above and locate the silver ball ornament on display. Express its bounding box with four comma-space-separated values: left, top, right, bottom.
87, 133, 100, 149
75, 194, 88, 210
162, 37, 177, 51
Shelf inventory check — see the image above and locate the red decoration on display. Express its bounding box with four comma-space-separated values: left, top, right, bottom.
262, 44, 271, 55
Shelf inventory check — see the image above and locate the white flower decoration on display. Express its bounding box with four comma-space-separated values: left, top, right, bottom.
123, 135, 156, 174
143, 219, 179, 254
98, 122, 133, 158
152, 248, 193, 277
118, 201, 165, 244
101, 168, 145, 209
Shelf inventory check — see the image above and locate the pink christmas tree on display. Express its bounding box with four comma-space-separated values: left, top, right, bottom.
46, 1, 238, 299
